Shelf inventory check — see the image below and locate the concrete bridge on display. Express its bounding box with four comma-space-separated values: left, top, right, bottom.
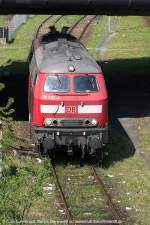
0, 0, 150, 15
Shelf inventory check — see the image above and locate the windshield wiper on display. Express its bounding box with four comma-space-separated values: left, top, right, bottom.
84, 74, 95, 89
55, 75, 62, 88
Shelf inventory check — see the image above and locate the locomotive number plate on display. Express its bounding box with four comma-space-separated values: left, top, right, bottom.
66, 106, 77, 113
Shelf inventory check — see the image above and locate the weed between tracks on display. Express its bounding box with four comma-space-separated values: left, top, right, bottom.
1, 15, 150, 225
56, 164, 112, 220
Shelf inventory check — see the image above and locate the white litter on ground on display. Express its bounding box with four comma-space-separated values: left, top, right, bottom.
88, 175, 94, 180
135, 208, 143, 212
48, 183, 55, 187
59, 209, 66, 215
126, 207, 132, 211
36, 158, 42, 163
43, 186, 53, 191
43, 183, 55, 191
107, 174, 114, 178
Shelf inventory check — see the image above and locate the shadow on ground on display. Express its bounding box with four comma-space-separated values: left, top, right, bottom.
0, 57, 150, 167
49, 57, 150, 168
0, 60, 28, 121
99, 57, 150, 166
101, 57, 150, 119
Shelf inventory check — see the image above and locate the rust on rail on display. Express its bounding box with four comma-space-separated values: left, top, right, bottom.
91, 166, 123, 225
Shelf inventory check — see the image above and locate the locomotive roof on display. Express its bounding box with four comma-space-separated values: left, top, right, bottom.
34, 32, 102, 74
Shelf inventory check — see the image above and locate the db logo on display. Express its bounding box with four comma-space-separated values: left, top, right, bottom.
66, 106, 77, 113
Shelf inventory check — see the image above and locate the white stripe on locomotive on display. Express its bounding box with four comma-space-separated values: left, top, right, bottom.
40, 105, 102, 114
78, 105, 102, 113
41, 105, 65, 113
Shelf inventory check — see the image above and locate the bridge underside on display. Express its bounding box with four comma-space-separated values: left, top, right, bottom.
0, 0, 150, 15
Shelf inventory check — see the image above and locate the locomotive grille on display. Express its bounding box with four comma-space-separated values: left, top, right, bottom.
60, 120, 83, 127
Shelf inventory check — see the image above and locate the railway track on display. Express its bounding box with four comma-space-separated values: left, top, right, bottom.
68, 15, 98, 41
10, 15, 123, 224
35, 15, 99, 45
143, 16, 150, 26
7, 144, 39, 157
50, 159, 123, 225
35, 15, 63, 38
7, 141, 123, 225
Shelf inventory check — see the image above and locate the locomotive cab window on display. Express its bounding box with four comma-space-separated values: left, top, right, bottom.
74, 75, 98, 92
44, 75, 69, 92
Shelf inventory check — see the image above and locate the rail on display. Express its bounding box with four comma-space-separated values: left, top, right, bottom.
68, 15, 98, 41
91, 166, 123, 225
35, 15, 63, 38
51, 160, 75, 225
144, 16, 150, 26
50, 158, 123, 225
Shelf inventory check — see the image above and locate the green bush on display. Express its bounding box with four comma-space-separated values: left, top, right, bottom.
0, 83, 15, 119
0, 157, 50, 225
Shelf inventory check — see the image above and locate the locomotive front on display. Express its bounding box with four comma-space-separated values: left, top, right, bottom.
29, 32, 108, 157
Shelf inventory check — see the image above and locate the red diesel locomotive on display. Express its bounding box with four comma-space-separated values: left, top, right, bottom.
28, 27, 108, 159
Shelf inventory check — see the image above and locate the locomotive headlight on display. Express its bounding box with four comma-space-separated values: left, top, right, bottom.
91, 119, 98, 126
68, 65, 75, 72
44, 118, 52, 126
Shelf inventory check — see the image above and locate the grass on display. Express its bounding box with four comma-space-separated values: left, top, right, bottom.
86, 16, 109, 57
56, 15, 81, 31
0, 15, 84, 224
1, 15, 150, 225
97, 16, 150, 225
0, 16, 9, 26
0, 154, 60, 224
0, 15, 49, 67
138, 119, 150, 158
97, 130, 150, 225
0, 15, 83, 73
56, 164, 112, 220
105, 16, 150, 59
